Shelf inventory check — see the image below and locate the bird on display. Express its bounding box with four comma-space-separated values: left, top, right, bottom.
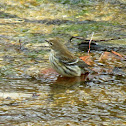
45, 37, 91, 77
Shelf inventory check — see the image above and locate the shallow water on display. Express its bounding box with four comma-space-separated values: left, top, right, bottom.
0, 0, 126, 125
0, 72, 126, 125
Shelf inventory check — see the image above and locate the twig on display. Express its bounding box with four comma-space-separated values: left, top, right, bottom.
69, 36, 85, 42
69, 36, 123, 43
88, 32, 94, 55
19, 39, 22, 50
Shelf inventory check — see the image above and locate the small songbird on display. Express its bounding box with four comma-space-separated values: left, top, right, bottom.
45, 37, 90, 77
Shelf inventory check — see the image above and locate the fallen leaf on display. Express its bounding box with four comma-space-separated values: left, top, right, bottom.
111, 50, 126, 60
99, 52, 112, 61
98, 51, 125, 70
79, 55, 94, 66
99, 51, 125, 62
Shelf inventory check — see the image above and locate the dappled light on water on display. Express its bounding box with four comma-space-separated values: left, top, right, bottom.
0, 0, 126, 125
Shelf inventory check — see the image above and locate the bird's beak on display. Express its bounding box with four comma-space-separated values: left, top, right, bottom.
45, 40, 51, 47
45, 40, 49, 43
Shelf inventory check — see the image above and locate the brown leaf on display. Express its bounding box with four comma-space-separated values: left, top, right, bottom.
39, 68, 60, 77
111, 50, 126, 60
79, 55, 94, 66
99, 51, 124, 62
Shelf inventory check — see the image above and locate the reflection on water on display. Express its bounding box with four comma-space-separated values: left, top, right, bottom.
0, 72, 126, 125
0, 0, 126, 125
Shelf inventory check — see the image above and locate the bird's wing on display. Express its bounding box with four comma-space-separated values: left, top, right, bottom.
77, 58, 90, 68
57, 55, 89, 67
56, 55, 92, 73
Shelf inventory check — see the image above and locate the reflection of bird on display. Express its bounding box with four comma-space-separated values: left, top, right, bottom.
45, 37, 90, 77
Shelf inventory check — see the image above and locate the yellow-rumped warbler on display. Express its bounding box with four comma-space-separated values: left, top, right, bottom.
45, 37, 90, 77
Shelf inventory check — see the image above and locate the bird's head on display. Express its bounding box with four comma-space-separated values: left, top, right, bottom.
45, 37, 75, 59
45, 37, 65, 52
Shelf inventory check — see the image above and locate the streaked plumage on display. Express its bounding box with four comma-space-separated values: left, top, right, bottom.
46, 37, 90, 77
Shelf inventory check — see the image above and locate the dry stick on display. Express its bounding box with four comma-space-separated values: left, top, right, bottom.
88, 32, 94, 55
19, 39, 22, 50
69, 36, 123, 43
